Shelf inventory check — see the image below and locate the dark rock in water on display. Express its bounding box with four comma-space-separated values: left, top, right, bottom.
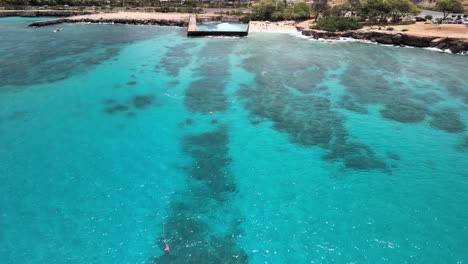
132, 95, 155, 109
392, 34, 402, 45
375, 34, 394, 45
400, 34, 433, 47
211, 119, 218, 124
185, 118, 193, 125
127, 112, 136, 118
103, 99, 116, 105
429, 109, 465, 133
436, 42, 449, 50
104, 104, 128, 114
380, 100, 426, 123
126, 81, 137, 86
449, 44, 463, 54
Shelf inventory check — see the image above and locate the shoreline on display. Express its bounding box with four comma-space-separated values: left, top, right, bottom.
17, 11, 468, 54
0, 10, 94, 17
298, 28, 468, 54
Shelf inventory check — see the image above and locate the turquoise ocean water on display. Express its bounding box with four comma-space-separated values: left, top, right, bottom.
197, 23, 248, 32
0, 17, 467, 263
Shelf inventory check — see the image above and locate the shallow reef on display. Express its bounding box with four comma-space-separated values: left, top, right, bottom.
150, 127, 247, 263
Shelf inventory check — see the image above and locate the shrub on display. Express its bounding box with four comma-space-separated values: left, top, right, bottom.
401, 28, 408, 31
425, 15, 433, 20
387, 27, 394, 30
313, 17, 362, 32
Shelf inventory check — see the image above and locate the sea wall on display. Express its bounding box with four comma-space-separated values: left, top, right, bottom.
0, 10, 94, 17
299, 28, 468, 54
29, 17, 188, 27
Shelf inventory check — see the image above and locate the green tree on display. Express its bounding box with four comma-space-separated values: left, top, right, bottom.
251, 0, 285, 21
313, 16, 362, 31
435, 0, 464, 19
387, 0, 420, 22
327, 3, 351, 17
347, 0, 362, 15
289, 1, 312, 19
360, 0, 391, 23
311, 0, 329, 21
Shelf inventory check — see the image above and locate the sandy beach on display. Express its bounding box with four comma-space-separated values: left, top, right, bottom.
249, 20, 298, 33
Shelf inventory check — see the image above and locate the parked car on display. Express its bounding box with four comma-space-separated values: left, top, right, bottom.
414, 16, 426, 21
432, 18, 442, 24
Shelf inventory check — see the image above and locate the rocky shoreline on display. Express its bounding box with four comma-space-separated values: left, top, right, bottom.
29, 17, 188, 27
299, 28, 468, 54
0, 10, 94, 17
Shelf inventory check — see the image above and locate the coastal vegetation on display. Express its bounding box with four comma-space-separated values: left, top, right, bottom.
434, 0, 464, 19
248, 0, 311, 21
313, 16, 362, 31
248, 0, 420, 24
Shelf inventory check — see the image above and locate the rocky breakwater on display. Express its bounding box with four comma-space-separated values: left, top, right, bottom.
299, 28, 468, 54
29, 17, 188, 27
0, 10, 94, 17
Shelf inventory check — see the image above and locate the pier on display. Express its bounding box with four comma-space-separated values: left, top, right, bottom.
187, 15, 249, 37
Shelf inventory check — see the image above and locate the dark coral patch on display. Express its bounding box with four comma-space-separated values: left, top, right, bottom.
429, 109, 465, 133
455, 136, 468, 152
127, 112, 136, 118
161, 42, 197, 76
104, 104, 128, 114
412, 92, 443, 104
387, 152, 401, 160
149, 127, 247, 263
324, 142, 387, 170
185, 79, 228, 114
183, 41, 233, 114
285, 69, 325, 93
132, 95, 155, 109
237, 47, 389, 171
103, 99, 116, 105
126, 81, 137, 86
380, 100, 426, 123
446, 79, 468, 105
339, 95, 368, 114
8, 110, 30, 121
